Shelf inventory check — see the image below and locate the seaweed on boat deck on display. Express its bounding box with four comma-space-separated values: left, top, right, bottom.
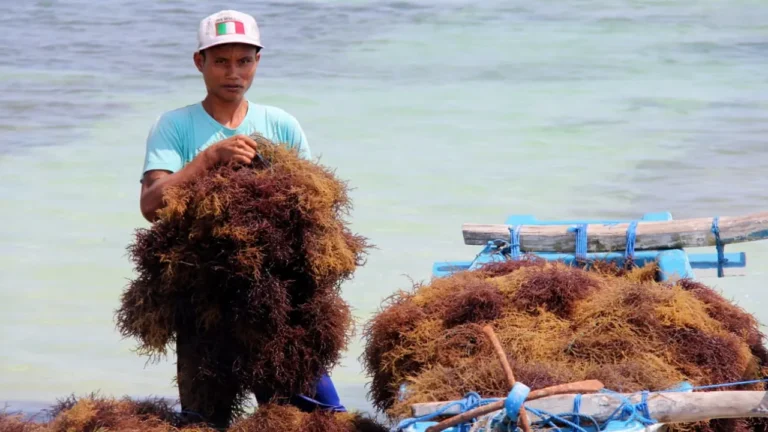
470, 255, 547, 278
362, 259, 768, 431
664, 327, 751, 386
677, 278, 768, 370
511, 263, 600, 318
361, 291, 427, 414
437, 280, 506, 327
114, 136, 370, 427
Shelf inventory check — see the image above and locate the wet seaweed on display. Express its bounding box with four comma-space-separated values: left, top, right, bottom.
678, 279, 768, 368
362, 259, 768, 432
0, 395, 388, 432
511, 264, 599, 318
361, 291, 427, 413
0, 394, 211, 432
229, 404, 389, 432
471, 255, 546, 278
115, 136, 370, 427
438, 281, 505, 327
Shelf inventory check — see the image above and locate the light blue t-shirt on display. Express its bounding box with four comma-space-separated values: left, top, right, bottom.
141, 101, 311, 180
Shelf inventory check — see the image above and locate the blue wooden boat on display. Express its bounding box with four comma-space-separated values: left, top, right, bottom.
393, 211, 768, 431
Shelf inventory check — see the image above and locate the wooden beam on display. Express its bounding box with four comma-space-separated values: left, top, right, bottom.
462, 211, 768, 251
411, 391, 768, 425
480, 325, 532, 432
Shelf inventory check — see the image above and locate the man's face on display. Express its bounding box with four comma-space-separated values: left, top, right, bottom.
194, 43, 260, 102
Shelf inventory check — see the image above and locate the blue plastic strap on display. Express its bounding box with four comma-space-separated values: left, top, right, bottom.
504, 382, 531, 425
624, 221, 638, 261
711, 217, 725, 278
508, 225, 522, 259
569, 224, 588, 260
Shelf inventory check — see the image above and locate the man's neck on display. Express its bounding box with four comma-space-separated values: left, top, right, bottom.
201, 96, 249, 129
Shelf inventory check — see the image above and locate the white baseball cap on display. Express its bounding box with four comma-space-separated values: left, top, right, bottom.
197, 10, 263, 52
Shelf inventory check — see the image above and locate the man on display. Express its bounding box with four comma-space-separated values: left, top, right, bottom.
138, 9, 346, 427
140, 9, 311, 222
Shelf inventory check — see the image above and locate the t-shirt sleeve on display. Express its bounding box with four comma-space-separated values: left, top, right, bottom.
141, 113, 184, 181
277, 110, 312, 160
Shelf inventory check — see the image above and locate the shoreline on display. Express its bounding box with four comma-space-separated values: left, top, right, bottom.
0, 383, 377, 421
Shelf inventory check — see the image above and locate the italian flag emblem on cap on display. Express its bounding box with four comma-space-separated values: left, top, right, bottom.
216, 20, 245, 36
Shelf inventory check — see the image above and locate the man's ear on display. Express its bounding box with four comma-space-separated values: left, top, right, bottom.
193, 51, 204, 72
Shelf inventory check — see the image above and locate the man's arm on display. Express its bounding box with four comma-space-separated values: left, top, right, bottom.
140, 151, 216, 222
139, 135, 262, 222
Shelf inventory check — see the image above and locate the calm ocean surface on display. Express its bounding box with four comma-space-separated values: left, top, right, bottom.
1, 0, 767, 417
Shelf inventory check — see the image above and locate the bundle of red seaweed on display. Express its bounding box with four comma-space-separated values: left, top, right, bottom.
115, 134, 370, 426
362, 257, 768, 431
0, 394, 388, 432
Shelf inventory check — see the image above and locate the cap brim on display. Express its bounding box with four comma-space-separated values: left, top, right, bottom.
198, 35, 263, 52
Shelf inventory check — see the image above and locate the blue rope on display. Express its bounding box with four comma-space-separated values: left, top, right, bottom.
477, 241, 503, 264
517, 389, 655, 432
524, 406, 600, 432
572, 393, 581, 428
711, 217, 726, 278
508, 225, 522, 260
624, 221, 638, 263
637, 391, 654, 425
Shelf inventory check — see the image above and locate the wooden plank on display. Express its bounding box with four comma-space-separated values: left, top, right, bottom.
480, 325, 532, 432
411, 391, 768, 425
462, 211, 768, 251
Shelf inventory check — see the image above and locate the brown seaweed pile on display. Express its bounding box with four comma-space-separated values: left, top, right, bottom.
115, 135, 370, 426
0, 394, 388, 432
362, 256, 768, 431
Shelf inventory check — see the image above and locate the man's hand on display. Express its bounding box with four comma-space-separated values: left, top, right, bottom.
139, 135, 261, 222
205, 135, 260, 165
